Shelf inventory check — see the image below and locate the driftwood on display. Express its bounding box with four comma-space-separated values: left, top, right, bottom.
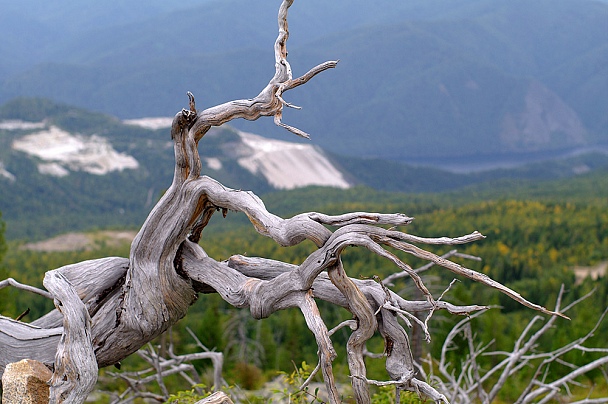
0, 1, 568, 403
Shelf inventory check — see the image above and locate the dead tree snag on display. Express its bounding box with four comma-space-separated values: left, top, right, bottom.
0, 1, 568, 403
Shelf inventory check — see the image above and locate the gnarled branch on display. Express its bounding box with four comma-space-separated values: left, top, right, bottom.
0, 1, 575, 403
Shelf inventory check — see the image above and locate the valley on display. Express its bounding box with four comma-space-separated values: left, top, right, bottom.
1, 97, 607, 242
0, 0, 605, 162
0, 2, 606, 400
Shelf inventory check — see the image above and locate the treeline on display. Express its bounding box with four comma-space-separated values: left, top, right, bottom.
0, 172, 607, 400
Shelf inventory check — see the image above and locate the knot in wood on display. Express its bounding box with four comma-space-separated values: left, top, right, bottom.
181, 109, 197, 124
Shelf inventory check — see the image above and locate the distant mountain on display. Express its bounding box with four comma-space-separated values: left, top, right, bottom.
0, 0, 605, 164
1, 98, 607, 241
0, 98, 353, 239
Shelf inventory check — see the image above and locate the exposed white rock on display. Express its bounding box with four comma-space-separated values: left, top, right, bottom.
12, 126, 139, 176
0, 162, 16, 182
0, 120, 45, 131
37, 162, 69, 177
123, 117, 174, 130
205, 157, 223, 171
121, 117, 351, 189
235, 131, 351, 190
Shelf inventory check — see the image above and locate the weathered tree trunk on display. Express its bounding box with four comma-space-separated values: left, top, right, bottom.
0, 1, 567, 403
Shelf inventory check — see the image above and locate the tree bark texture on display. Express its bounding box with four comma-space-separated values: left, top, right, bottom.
0, 1, 567, 403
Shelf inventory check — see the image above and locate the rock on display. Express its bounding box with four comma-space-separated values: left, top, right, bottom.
195, 391, 235, 404
1, 359, 53, 404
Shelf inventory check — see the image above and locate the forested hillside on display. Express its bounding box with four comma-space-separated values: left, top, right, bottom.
1, 0, 606, 162
3, 98, 606, 242
1, 171, 606, 401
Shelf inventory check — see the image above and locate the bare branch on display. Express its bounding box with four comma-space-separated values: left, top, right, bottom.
383, 249, 481, 285
0, 277, 53, 300
328, 260, 376, 403
188, 0, 336, 142
520, 356, 608, 404
43, 270, 98, 403
195, 392, 235, 404
0, 2, 588, 403
379, 235, 569, 319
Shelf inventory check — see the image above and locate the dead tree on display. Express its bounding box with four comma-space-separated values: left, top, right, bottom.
96, 328, 224, 403
0, 1, 567, 403
418, 286, 608, 404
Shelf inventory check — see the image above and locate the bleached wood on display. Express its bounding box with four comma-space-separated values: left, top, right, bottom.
417, 287, 607, 404
0, 278, 53, 300
0, 317, 61, 378
0, 1, 577, 403
43, 271, 97, 403
195, 392, 234, 404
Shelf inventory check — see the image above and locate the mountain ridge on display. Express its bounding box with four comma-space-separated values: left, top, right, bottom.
1, 98, 607, 241
0, 0, 605, 162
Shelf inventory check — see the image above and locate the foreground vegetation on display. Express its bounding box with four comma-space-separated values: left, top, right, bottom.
1, 169, 607, 402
